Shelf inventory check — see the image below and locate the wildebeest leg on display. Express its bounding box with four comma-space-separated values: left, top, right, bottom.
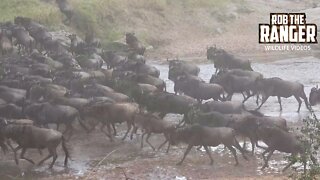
38, 149, 53, 166
277, 96, 283, 111
282, 153, 297, 172
145, 133, 155, 151
158, 134, 168, 151
112, 123, 117, 136
63, 123, 74, 140
177, 144, 193, 165
226, 145, 239, 166
49, 148, 58, 168
261, 148, 274, 170
100, 123, 113, 142
255, 95, 269, 111
158, 139, 168, 151
122, 121, 133, 141
226, 93, 233, 101
256, 94, 260, 105
130, 126, 138, 140
78, 118, 90, 133
233, 139, 248, 161
20, 148, 35, 164
203, 146, 214, 165
56, 123, 60, 130
243, 93, 254, 103
294, 95, 302, 112
140, 132, 146, 148
13, 146, 22, 165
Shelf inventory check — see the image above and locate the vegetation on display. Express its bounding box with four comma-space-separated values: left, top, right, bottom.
289, 110, 320, 179
0, 0, 230, 47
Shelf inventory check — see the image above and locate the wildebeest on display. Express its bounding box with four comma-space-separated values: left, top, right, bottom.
56, 0, 74, 24
83, 102, 139, 141
257, 125, 305, 171
0, 86, 26, 106
125, 32, 146, 55
173, 74, 204, 94
23, 102, 89, 138
11, 26, 34, 54
207, 46, 253, 74
0, 103, 24, 119
210, 72, 257, 102
28, 83, 68, 102
309, 85, 320, 106
168, 60, 200, 81
200, 100, 245, 114
102, 51, 127, 69
0, 29, 13, 55
174, 75, 224, 102
131, 112, 173, 152
118, 60, 160, 78
255, 77, 310, 112
0, 118, 69, 168
169, 124, 248, 165
141, 92, 198, 118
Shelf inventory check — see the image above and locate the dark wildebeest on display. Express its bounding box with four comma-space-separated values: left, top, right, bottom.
257, 125, 305, 172
210, 73, 257, 102
207, 46, 253, 74
11, 26, 34, 54
56, 0, 74, 24
140, 92, 198, 118
169, 124, 248, 165
174, 75, 224, 102
101, 51, 127, 69
23, 102, 89, 138
168, 60, 200, 82
125, 32, 146, 55
0, 29, 13, 55
200, 100, 245, 114
131, 112, 174, 152
309, 85, 320, 106
173, 74, 204, 95
255, 77, 310, 112
83, 102, 139, 141
0, 118, 69, 168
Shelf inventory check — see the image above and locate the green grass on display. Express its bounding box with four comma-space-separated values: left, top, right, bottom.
0, 0, 230, 45
0, 0, 61, 27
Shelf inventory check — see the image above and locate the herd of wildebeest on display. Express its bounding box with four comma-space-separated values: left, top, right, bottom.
0, 15, 320, 174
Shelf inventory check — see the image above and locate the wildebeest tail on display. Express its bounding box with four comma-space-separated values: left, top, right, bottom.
61, 136, 70, 166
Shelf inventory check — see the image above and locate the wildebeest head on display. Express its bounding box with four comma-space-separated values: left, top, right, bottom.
0, 118, 8, 128
206, 45, 219, 60
309, 85, 320, 106
125, 32, 138, 45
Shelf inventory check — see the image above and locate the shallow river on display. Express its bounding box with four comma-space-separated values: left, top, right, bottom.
0, 56, 320, 179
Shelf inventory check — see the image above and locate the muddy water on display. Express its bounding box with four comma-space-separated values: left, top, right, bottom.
1, 57, 320, 179
154, 56, 320, 122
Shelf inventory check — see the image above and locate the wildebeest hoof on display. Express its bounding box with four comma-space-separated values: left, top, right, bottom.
234, 163, 239, 166
176, 162, 182, 166
261, 164, 268, 170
